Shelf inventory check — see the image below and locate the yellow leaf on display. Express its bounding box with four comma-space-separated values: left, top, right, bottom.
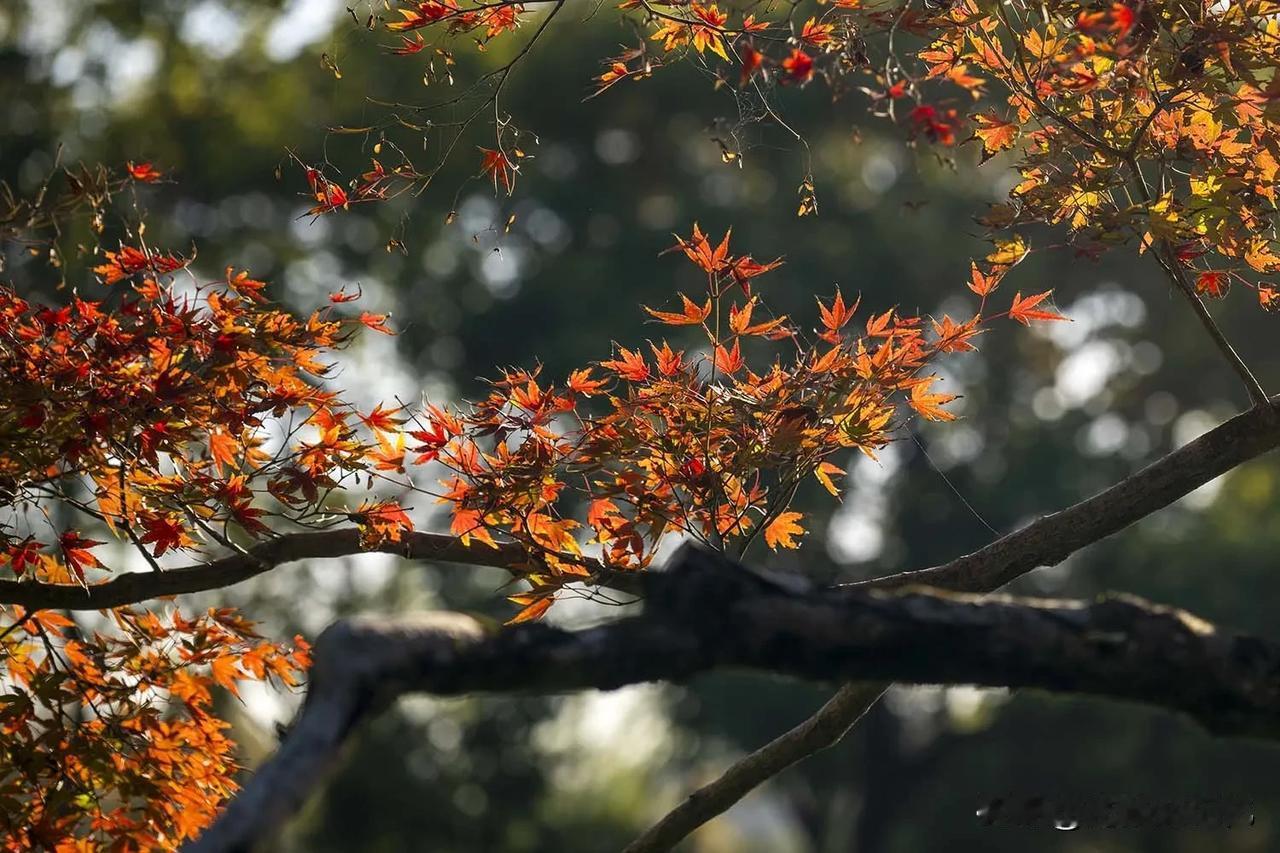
508, 597, 553, 624
814, 461, 845, 498
986, 234, 1028, 266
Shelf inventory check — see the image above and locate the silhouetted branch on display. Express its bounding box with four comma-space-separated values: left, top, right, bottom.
0, 529, 639, 612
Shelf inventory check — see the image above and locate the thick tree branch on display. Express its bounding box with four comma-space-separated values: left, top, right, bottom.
189, 546, 1280, 852
0, 530, 639, 612
629, 395, 1280, 850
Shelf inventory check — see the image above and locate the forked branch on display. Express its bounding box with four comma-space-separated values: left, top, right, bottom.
188, 545, 1280, 852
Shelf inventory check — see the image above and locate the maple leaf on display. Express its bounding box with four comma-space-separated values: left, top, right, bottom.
674, 223, 732, 274
409, 418, 451, 463
329, 284, 363, 303
372, 431, 407, 473
987, 234, 1029, 266
126, 161, 163, 182
451, 506, 498, 549
5, 535, 41, 573
602, 346, 650, 381
226, 267, 269, 302
932, 314, 983, 352
390, 33, 427, 54
507, 595, 554, 624
361, 403, 407, 433
651, 340, 685, 376
360, 312, 395, 334
763, 511, 806, 550
210, 655, 242, 699
567, 368, 607, 396
479, 147, 517, 196
729, 298, 789, 337
209, 430, 238, 475
1076, 2, 1135, 36
800, 17, 836, 48
138, 513, 188, 557
353, 500, 415, 548
689, 3, 730, 61
650, 19, 689, 53
593, 60, 633, 97
93, 245, 187, 284
814, 461, 845, 497
968, 261, 1005, 297
782, 48, 815, 84
644, 293, 712, 325
729, 254, 783, 294
59, 531, 104, 583
817, 289, 859, 344
713, 339, 744, 374
910, 104, 957, 146
1195, 271, 1230, 298
305, 168, 349, 215
970, 113, 1019, 163
910, 377, 958, 422
478, 4, 523, 39
387, 0, 460, 32
1008, 290, 1067, 325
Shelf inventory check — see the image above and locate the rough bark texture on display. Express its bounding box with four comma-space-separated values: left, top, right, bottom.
186, 545, 1280, 852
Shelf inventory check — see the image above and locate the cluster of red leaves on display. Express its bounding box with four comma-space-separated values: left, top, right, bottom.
387, 0, 526, 41
0, 254, 399, 577
304, 159, 422, 215
365, 0, 1280, 312
0, 605, 308, 848
0, 195, 415, 846
345, 224, 1059, 621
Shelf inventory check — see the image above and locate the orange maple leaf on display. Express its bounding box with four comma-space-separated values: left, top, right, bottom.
910, 376, 958, 422
764, 511, 806, 549
644, 293, 712, 325
360, 312, 395, 334
602, 346, 650, 381
970, 114, 1019, 162
1008, 290, 1067, 325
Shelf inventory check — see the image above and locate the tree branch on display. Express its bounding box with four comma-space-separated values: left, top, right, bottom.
0, 529, 640, 612
628, 394, 1280, 850
621, 681, 888, 853
188, 545, 1280, 852
1122, 152, 1269, 408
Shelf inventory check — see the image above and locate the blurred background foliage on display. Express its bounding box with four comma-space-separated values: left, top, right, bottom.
3, 1, 1280, 850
